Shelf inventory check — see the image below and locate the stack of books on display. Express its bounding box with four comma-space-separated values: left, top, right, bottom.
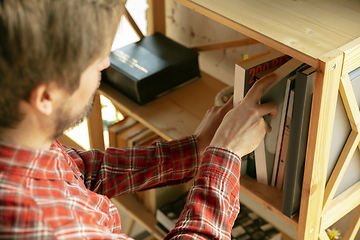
107, 116, 163, 148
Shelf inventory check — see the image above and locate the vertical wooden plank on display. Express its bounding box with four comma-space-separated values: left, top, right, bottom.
144, 189, 157, 215
87, 93, 105, 151
297, 50, 343, 240
147, 0, 166, 35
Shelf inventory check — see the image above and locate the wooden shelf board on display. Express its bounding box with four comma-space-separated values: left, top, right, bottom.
175, 0, 360, 68
240, 175, 299, 228
99, 71, 227, 141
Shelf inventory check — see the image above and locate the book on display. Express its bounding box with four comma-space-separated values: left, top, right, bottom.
270, 76, 295, 187
255, 74, 292, 185
155, 222, 169, 237
256, 66, 296, 186
103, 32, 200, 105
245, 152, 256, 179
275, 87, 295, 190
241, 151, 254, 177
116, 122, 145, 148
132, 131, 160, 147
254, 59, 303, 185
108, 117, 139, 147
107, 117, 147, 148
125, 126, 149, 146
127, 128, 157, 147
282, 66, 316, 218
254, 140, 267, 184
233, 49, 291, 105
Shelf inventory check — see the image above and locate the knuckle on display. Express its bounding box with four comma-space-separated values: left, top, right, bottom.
249, 107, 261, 117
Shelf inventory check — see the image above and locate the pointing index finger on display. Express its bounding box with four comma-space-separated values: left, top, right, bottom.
246, 72, 277, 101
262, 58, 303, 96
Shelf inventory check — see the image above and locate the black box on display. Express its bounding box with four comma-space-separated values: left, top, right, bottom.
103, 33, 200, 105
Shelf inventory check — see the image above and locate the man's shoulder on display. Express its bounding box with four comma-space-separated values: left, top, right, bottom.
0, 172, 37, 207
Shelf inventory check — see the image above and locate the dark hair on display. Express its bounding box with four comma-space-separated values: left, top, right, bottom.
0, 0, 121, 128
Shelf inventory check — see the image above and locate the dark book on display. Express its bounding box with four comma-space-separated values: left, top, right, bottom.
282, 66, 315, 218
155, 222, 170, 237
102, 33, 200, 105
243, 151, 256, 178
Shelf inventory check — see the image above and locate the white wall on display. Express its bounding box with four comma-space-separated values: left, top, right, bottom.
164, 0, 268, 86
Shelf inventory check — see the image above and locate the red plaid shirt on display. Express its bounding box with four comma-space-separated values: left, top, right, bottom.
0, 135, 240, 239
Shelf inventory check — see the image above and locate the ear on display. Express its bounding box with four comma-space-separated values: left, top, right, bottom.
97, 56, 110, 71
28, 83, 55, 116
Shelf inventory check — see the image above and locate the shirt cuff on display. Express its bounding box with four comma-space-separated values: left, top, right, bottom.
200, 146, 241, 184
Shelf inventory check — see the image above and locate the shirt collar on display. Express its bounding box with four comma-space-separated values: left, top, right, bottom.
0, 141, 77, 182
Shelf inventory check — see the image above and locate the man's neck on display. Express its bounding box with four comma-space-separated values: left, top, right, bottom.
0, 117, 53, 151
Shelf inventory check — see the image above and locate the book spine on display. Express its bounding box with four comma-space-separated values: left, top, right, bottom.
282, 70, 315, 217
233, 65, 246, 105
255, 140, 267, 184
270, 78, 293, 186
275, 88, 295, 190
245, 151, 256, 178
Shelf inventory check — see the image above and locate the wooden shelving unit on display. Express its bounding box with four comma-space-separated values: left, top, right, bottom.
172, 1, 360, 239
87, 0, 360, 239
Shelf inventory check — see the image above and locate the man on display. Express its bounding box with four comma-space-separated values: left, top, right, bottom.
0, 0, 278, 239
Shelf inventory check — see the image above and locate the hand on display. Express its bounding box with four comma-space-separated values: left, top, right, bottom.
210, 73, 278, 157
195, 96, 233, 157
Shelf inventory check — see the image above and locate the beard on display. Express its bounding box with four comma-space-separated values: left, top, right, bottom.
51, 92, 97, 140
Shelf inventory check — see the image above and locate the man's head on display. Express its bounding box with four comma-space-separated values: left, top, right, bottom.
0, 0, 120, 141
